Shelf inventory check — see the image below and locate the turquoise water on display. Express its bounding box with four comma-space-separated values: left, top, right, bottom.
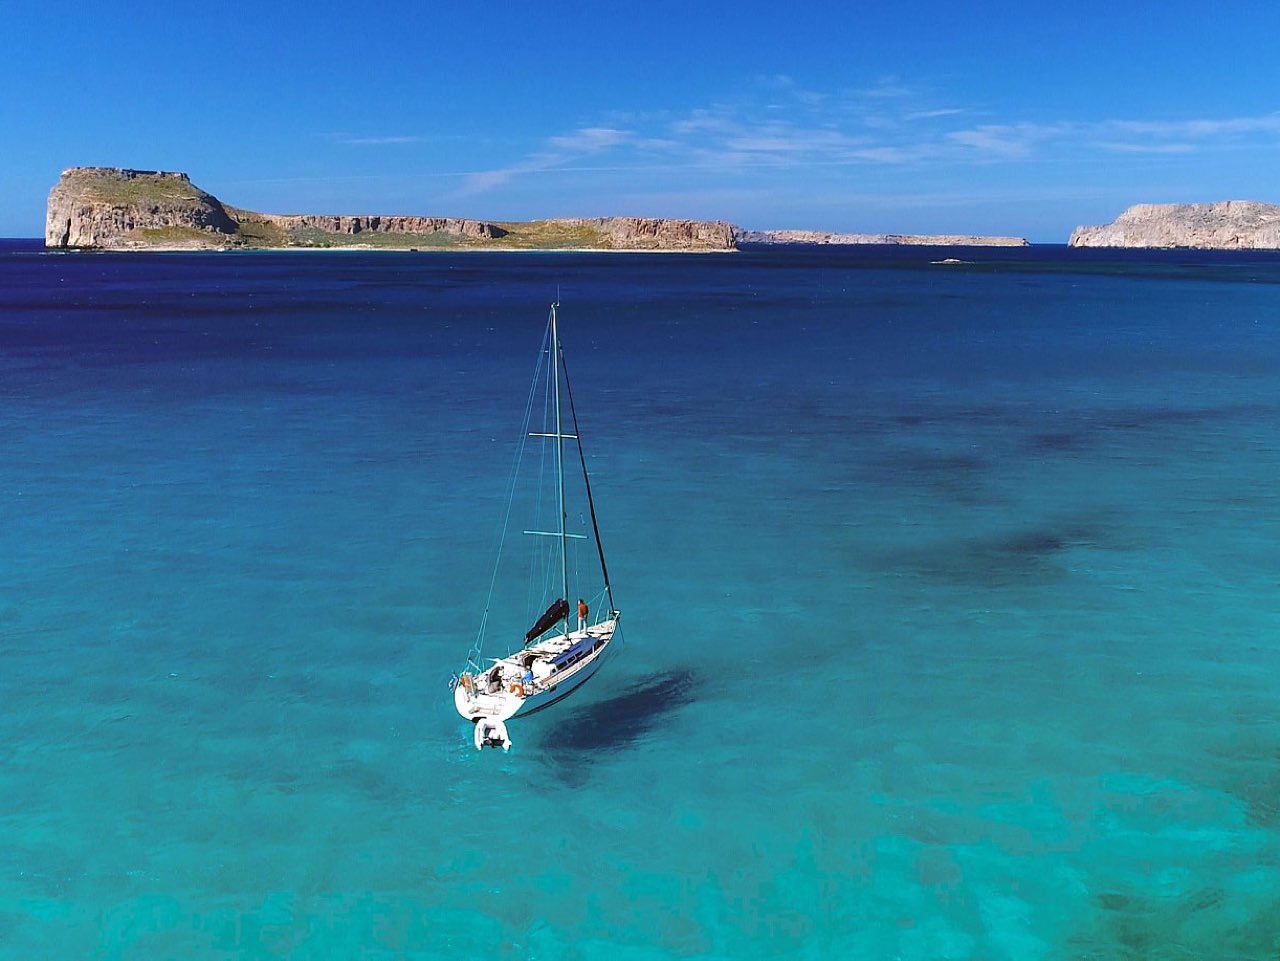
2, 241, 1280, 958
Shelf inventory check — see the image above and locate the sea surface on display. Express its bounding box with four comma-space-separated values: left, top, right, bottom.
2, 239, 1279, 959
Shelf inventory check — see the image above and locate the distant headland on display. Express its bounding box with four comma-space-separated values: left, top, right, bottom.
45, 168, 1030, 252
1070, 201, 1280, 249
45, 168, 738, 252
737, 229, 1028, 247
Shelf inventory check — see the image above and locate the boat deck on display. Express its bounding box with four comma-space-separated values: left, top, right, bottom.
456, 619, 618, 720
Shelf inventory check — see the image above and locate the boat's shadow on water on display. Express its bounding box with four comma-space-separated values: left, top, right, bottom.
533, 669, 696, 782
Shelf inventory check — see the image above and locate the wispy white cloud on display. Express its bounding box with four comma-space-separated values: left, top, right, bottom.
456, 126, 638, 196
905, 108, 967, 122
1109, 113, 1280, 138
338, 135, 428, 146
946, 112, 1280, 158
856, 77, 918, 100
850, 146, 918, 164
1096, 141, 1196, 155
670, 108, 741, 138
447, 74, 1280, 201
725, 126, 865, 156
547, 127, 633, 152
947, 122, 1072, 159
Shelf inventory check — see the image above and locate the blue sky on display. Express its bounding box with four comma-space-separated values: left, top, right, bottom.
4, 1, 1280, 241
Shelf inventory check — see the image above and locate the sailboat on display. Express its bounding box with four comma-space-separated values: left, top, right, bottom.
452, 303, 621, 742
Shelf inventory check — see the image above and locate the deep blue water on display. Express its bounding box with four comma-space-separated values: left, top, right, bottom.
3, 238, 1280, 959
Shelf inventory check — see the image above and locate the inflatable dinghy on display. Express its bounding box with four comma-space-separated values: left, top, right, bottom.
474, 717, 512, 752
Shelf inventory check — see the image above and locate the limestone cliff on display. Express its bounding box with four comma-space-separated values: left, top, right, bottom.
45, 168, 510, 250
558, 217, 735, 250
737, 228, 1029, 247
44, 168, 736, 251
255, 213, 501, 239
1070, 202, 1280, 249
46, 168, 239, 248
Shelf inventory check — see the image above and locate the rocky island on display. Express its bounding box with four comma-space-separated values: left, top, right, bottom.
45, 167, 737, 252
1070, 201, 1280, 249
46, 167, 1036, 252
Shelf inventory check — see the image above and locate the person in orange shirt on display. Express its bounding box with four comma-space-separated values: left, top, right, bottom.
577, 598, 588, 632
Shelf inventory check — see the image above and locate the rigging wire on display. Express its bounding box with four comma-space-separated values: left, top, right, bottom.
463, 306, 617, 673
466, 320, 552, 672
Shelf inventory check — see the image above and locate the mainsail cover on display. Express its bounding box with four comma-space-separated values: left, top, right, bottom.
525, 598, 569, 644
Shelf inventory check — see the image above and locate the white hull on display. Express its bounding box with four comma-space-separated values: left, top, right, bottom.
455, 618, 618, 723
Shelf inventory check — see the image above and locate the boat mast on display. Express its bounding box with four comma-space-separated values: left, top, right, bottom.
551, 303, 569, 635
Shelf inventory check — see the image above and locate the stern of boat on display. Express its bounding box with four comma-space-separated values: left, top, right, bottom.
454, 676, 524, 722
